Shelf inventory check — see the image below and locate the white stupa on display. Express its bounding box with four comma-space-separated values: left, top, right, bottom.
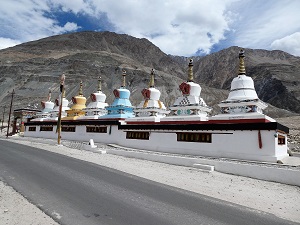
126, 69, 169, 123
45, 89, 70, 121
161, 59, 211, 123
81, 77, 108, 119
211, 49, 274, 122
31, 90, 54, 121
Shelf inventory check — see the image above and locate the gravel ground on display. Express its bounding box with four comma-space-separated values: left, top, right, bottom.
0, 181, 59, 225
1, 135, 300, 225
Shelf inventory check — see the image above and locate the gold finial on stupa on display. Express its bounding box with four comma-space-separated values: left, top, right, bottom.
149, 69, 155, 88
122, 70, 126, 87
188, 59, 193, 82
79, 80, 83, 96
238, 49, 246, 75
98, 77, 102, 92
62, 88, 66, 98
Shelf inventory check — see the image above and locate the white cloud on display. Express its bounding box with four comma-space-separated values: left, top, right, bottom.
91, 0, 236, 55
48, 0, 94, 15
0, 0, 298, 56
0, 0, 242, 55
0, 38, 21, 50
51, 22, 81, 34
0, 0, 80, 50
230, 0, 300, 55
271, 32, 300, 56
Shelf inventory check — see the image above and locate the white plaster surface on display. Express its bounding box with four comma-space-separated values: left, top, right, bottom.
1, 135, 300, 224
227, 75, 258, 100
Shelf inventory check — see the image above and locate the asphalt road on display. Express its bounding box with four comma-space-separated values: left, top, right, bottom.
0, 139, 298, 225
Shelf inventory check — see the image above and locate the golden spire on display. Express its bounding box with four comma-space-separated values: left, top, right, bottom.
188, 59, 193, 82
238, 49, 246, 75
149, 69, 155, 88
122, 69, 126, 87
79, 80, 83, 96
98, 77, 102, 92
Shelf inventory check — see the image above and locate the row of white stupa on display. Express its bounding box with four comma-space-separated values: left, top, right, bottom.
32, 50, 273, 123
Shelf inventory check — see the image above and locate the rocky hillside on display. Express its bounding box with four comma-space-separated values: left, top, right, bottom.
276, 116, 300, 152
0, 31, 299, 122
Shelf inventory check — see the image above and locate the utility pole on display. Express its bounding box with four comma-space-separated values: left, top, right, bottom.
1, 105, 6, 132
57, 74, 65, 145
6, 89, 15, 138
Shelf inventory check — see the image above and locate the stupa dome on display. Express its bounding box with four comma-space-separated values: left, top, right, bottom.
41, 91, 54, 113
53, 91, 70, 112
58, 98, 69, 108
147, 88, 160, 101
91, 92, 106, 103
114, 88, 130, 99
179, 81, 201, 97
85, 77, 108, 109
140, 69, 162, 102
41, 101, 54, 112
226, 49, 259, 101
136, 70, 167, 110
70, 81, 86, 110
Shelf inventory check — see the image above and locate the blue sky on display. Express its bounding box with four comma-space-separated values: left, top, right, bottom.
0, 0, 299, 56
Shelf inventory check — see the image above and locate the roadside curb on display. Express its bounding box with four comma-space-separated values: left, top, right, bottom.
106, 145, 300, 187
292, 152, 300, 157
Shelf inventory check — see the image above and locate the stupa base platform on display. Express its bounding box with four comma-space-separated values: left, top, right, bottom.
126, 116, 164, 124
210, 113, 275, 123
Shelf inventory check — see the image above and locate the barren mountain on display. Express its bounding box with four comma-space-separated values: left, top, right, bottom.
192, 47, 300, 114
0, 31, 299, 122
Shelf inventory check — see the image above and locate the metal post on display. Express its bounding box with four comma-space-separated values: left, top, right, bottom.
57, 74, 65, 145
57, 87, 64, 145
6, 89, 15, 138
1, 105, 6, 132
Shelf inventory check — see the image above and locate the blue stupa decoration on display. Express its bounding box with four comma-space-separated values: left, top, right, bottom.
100, 69, 135, 120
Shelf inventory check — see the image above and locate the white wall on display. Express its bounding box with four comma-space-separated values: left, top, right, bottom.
118, 130, 286, 162
25, 125, 125, 145
275, 133, 288, 159
25, 125, 288, 162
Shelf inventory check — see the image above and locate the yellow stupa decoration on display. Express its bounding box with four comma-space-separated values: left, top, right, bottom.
62, 81, 87, 120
